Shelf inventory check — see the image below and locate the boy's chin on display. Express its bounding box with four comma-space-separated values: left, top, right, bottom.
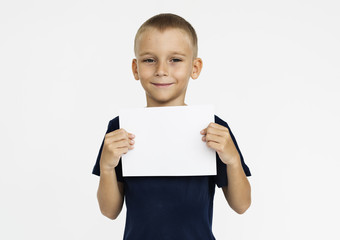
147, 96, 179, 106
152, 99, 173, 105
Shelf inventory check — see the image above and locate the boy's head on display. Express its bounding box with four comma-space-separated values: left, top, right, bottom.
134, 13, 198, 59
132, 13, 203, 107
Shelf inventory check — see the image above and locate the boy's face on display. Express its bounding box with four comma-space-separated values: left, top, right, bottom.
132, 27, 202, 107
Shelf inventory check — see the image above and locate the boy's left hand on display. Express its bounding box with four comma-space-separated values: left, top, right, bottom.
200, 122, 240, 166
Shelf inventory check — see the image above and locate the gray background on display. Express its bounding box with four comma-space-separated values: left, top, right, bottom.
1, 0, 339, 239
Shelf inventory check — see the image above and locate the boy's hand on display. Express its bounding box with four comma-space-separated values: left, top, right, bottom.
100, 129, 135, 172
200, 122, 240, 166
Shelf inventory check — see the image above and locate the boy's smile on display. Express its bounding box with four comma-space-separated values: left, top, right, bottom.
132, 27, 202, 107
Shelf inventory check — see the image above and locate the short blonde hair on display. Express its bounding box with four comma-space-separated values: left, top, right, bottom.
134, 13, 198, 59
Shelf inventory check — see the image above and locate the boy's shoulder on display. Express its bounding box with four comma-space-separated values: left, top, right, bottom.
106, 116, 119, 133
108, 116, 119, 125
214, 115, 230, 129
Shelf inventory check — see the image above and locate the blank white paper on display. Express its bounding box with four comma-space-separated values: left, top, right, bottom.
119, 105, 216, 177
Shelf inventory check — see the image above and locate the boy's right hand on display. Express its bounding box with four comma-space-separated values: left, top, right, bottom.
100, 128, 135, 172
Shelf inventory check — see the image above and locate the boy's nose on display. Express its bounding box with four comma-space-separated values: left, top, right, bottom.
155, 61, 168, 77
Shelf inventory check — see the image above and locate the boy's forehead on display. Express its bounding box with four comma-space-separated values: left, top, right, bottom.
136, 27, 193, 55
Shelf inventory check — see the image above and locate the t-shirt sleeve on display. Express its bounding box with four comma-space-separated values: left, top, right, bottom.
92, 116, 124, 183
214, 115, 251, 188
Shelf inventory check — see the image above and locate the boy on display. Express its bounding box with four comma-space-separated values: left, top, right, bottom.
92, 13, 251, 240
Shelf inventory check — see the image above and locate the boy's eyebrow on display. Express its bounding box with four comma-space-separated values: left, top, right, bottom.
139, 52, 153, 56
139, 51, 187, 57
169, 51, 187, 57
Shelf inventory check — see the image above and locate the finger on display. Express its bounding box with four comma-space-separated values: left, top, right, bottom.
107, 128, 134, 140
115, 141, 134, 150
206, 141, 222, 152
206, 126, 228, 138
128, 133, 135, 139
122, 141, 135, 150
111, 130, 135, 140
205, 133, 226, 144
200, 128, 207, 135
127, 143, 134, 150
208, 122, 229, 131
129, 139, 135, 146
106, 128, 126, 136
110, 131, 130, 142
109, 138, 134, 149
201, 122, 229, 134
115, 147, 129, 156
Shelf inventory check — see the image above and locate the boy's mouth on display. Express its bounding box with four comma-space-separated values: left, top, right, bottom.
151, 83, 174, 88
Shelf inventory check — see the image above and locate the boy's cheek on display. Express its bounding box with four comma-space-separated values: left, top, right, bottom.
139, 70, 153, 79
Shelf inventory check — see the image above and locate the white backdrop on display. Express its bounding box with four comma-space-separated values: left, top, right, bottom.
1, 0, 339, 239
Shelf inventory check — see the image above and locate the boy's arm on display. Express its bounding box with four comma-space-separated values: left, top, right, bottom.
96, 128, 134, 219
222, 157, 251, 214
200, 122, 251, 214
97, 168, 124, 220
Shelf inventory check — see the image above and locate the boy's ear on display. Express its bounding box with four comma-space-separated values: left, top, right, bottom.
191, 58, 203, 80
132, 59, 140, 80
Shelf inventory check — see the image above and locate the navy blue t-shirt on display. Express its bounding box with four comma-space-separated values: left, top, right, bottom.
92, 115, 251, 240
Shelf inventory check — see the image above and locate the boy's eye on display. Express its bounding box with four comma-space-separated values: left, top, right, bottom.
143, 59, 155, 63
171, 58, 182, 62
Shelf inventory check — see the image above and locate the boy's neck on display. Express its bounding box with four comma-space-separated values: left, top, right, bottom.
146, 103, 188, 108
145, 97, 188, 107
